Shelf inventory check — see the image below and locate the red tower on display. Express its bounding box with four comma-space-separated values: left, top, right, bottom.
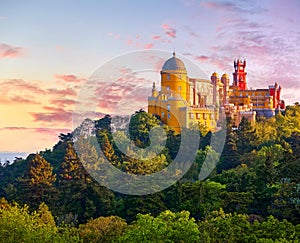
233, 59, 247, 90
269, 83, 285, 109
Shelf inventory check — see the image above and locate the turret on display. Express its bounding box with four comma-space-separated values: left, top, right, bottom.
151, 82, 158, 97
233, 59, 247, 90
211, 72, 220, 107
221, 73, 230, 105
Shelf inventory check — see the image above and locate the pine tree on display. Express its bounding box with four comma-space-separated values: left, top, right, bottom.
98, 131, 120, 167
21, 154, 56, 208
59, 142, 87, 181
57, 141, 115, 224
24, 154, 56, 186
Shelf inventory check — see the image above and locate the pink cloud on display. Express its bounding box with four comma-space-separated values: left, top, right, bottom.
0, 127, 28, 131
55, 74, 85, 83
162, 24, 176, 38
144, 43, 154, 49
0, 43, 23, 58
31, 107, 73, 124
0, 95, 40, 105
0, 79, 45, 94
10, 96, 40, 105
47, 87, 77, 97
152, 35, 161, 40
0, 126, 70, 135
50, 98, 76, 107
200, 1, 242, 12
195, 55, 210, 61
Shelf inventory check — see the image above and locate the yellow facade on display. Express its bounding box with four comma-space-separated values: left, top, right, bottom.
148, 52, 218, 133
148, 55, 285, 130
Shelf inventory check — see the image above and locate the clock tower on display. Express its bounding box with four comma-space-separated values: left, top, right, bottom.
233, 59, 247, 90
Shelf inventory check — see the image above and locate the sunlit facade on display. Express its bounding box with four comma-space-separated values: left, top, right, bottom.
148, 53, 285, 131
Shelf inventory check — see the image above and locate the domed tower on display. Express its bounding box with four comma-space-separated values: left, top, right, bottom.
221, 73, 230, 105
160, 52, 189, 102
211, 72, 220, 107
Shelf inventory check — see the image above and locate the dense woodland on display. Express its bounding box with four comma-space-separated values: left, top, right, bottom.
0, 104, 300, 242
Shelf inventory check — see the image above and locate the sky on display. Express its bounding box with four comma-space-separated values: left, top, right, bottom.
1, 0, 300, 155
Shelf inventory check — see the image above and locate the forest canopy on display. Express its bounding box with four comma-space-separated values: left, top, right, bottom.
0, 104, 300, 242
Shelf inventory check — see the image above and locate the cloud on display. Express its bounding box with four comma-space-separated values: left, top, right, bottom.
55, 74, 85, 83
10, 96, 40, 105
200, 0, 266, 14
201, 1, 239, 11
144, 43, 154, 49
0, 95, 40, 105
0, 126, 70, 136
152, 35, 161, 40
0, 79, 46, 95
162, 23, 176, 38
50, 98, 76, 107
47, 87, 77, 97
0, 43, 23, 58
0, 127, 28, 131
31, 106, 73, 124
195, 55, 210, 61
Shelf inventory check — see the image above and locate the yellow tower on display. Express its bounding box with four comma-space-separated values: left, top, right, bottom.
160, 52, 190, 102
148, 52, 218, 133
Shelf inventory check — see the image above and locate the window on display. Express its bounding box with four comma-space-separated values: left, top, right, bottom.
190, 113, 194, 119
167, 104, 170, 112
166, 86, 170, 91
178, 86, 181, 91
161, 112, 165, 118
196, 113, 200, 119
168, 113, 171, 119
167, 74, 170, 80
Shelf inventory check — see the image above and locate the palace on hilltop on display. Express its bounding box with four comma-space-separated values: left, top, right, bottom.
148, 52, 285, 132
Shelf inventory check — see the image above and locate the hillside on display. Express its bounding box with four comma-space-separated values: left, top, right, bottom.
0, 105, 300, 242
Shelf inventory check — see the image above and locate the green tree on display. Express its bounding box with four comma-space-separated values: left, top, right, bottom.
178, 180, 226, 220
98, 130, 120, 167
24, 153, 56, 186
236, 117, 257, 154
254, 116, 277, 145
57, 141, 115, 224
250, 144, 288, 216
118, 210, 200, 242
218, 117, 240, 171
0, 201, 80, 242
20, 154, 56, 208
268, 181, 300, 224
198, 209, 300, 242
129, 110, 161, 148
119, 193, 167, 222
79, 215, 127, 243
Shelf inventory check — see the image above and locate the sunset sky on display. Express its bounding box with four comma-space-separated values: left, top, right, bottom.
1, 0, 300, 156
